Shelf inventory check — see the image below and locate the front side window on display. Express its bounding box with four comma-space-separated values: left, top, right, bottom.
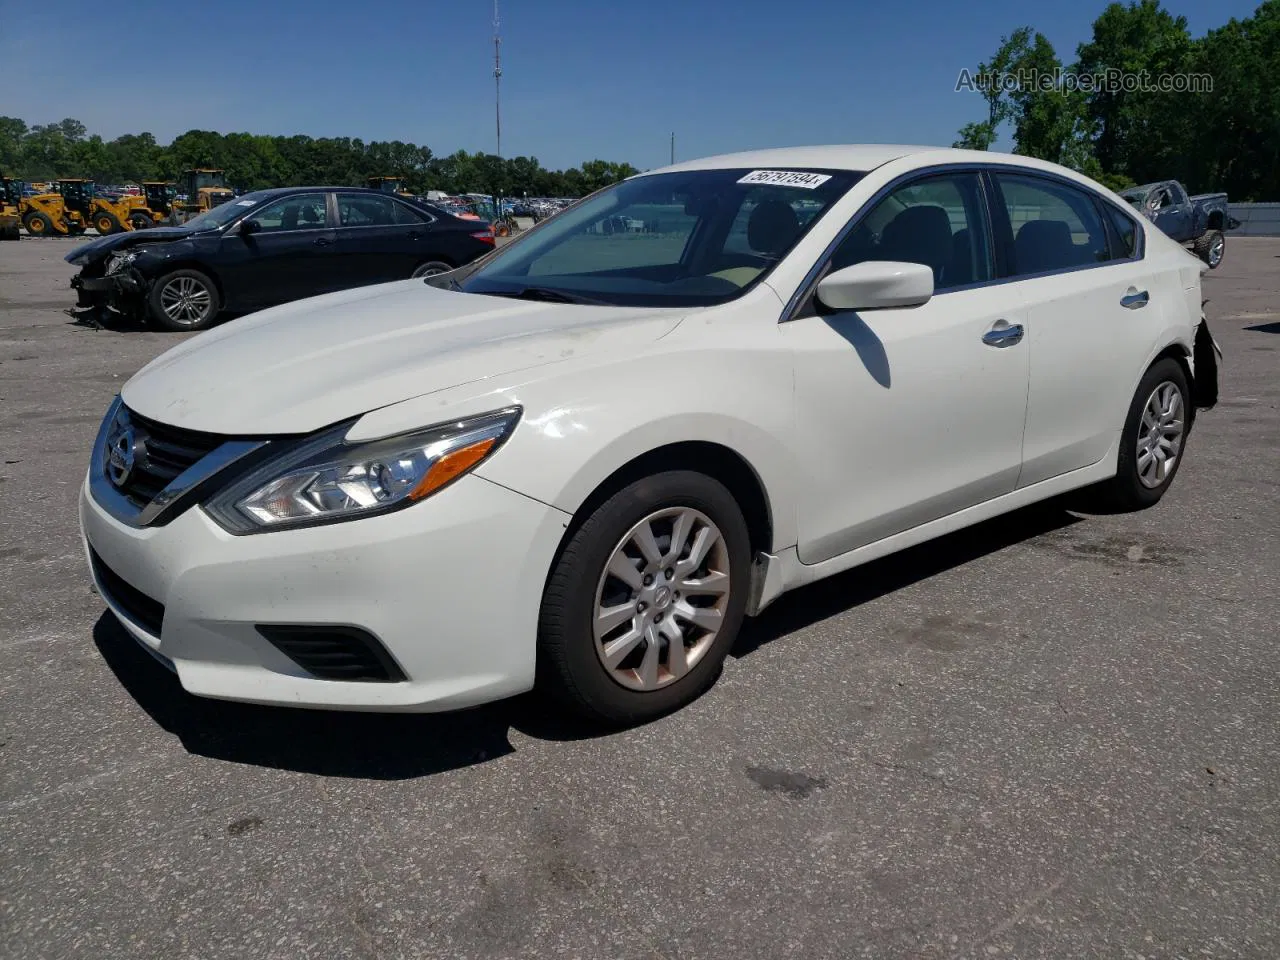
457, 168, 862, 307
994, 174, 1109, 276
827, 172, 993, 291
250, 193, 328, 233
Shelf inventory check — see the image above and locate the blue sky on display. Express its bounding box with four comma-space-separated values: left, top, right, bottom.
2, 0, 1257, 171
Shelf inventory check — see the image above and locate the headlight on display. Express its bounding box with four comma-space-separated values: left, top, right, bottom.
204, 407, 521, 534
105, 251, 138, 275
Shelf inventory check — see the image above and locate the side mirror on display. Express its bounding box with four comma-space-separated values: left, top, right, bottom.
816, 261, 934, 311
239, 218, 260, 236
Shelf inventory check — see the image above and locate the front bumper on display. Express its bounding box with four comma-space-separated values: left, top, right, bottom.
80, 473, 570, 711
71, 269, 144, 312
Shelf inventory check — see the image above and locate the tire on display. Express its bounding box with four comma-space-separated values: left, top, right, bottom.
129, 213, 152, 231
1096, 358, 1191, 510
95, 212, 121, 235
23, 211, 53, 236
410, 260, 453, 279
494, 221, 511, 238
538, 470, 752, 726
147, 269, 221, 331
1193, 229, 1224, 268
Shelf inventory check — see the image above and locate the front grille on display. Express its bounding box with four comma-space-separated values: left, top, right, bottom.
90, 547, 165, 636
256, 625, 407, 683
118, 408, 225, 508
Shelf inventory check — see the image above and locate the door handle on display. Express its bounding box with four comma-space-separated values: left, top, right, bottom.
982, 322, 1024, 347
1121, 289, 1149, 309
313, 237, 333, 247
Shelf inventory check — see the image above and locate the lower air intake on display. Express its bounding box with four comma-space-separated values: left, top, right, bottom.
255, 625, 407, 683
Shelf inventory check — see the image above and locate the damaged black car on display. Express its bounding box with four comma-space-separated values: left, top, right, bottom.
66, 186, 496, 331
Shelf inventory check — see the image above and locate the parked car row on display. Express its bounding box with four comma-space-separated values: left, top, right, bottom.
67, 187, 497, 330
80, 145, 1219, 726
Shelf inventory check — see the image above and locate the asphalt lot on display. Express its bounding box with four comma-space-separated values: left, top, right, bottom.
1, 235, 1278, 960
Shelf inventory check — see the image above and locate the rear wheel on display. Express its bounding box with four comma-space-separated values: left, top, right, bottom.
1095, 358, 1190, 510
23, 211, 53, 236
1194, 229, 1224, 268
538, 470, 751, 725
95, 212, 121, 235
147, 269, 221, 332
410, 260, 453, 278
129, 213, 152, 231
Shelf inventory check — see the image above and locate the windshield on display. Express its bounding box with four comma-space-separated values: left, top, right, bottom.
193, 171, 227, 191
1121, 188, 1148, 207
183, 191, 268, 230
458, 168, 861, 307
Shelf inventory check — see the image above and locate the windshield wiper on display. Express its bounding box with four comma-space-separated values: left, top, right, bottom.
488, 286, 607, 306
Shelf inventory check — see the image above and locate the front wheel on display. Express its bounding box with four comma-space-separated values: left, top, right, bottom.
147, 269, 221, 331
95, 212, 121, 235
538, 470, 751, 726
129, 213, 153, 231
1096, 358, 1191, 510
1194, 229, 1224, 268
23, 211, 53, 236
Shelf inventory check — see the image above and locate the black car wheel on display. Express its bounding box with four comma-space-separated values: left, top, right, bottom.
537, 470, 751, 726
147, 269, 222, 332
411, 260, 454, 279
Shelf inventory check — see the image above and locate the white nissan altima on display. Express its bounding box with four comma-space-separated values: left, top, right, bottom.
81, 145, 1219, 724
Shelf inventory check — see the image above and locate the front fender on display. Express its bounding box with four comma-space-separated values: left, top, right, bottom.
351, 309, 801, 552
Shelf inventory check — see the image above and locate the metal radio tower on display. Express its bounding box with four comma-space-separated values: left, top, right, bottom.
493, 0, 503, 158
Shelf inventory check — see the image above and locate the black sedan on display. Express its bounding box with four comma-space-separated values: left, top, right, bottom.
67, 187, 496, 331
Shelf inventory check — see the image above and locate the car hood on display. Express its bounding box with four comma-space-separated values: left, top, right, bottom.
65, 225, 204, 265
121, 281, 686, 434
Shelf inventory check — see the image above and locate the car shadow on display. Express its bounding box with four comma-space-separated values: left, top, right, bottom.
822, 312, 891, 388
93, 613, 594, 780
733, 499, 1081, 657
1245, 321, 1280, 334
93, 500, 1081, 779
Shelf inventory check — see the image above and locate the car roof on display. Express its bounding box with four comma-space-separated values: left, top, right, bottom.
648, 144, 1111, 183
248, 186, 411, 199
656, 144, 937, 174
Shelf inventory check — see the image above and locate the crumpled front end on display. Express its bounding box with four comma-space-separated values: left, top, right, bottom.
70, 254, 149, 319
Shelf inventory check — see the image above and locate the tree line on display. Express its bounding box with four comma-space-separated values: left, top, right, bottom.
0, 117, 640, 198
955, 0, 1278, 199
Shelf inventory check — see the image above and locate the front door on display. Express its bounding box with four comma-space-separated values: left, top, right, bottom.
219, 192, 337, 309
786, 171, 1030, 564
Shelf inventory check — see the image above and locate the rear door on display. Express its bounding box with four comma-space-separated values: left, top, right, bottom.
219, 192, 337, 308
989, 171, 1163, 486
333, 193, 430, 287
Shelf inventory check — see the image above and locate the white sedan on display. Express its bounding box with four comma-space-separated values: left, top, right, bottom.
80, 145, 1219, 725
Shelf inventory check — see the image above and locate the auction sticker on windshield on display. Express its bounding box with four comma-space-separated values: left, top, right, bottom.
737, 170, 832, 189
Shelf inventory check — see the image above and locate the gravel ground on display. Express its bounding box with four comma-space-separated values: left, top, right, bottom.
1, 235, 1278, 960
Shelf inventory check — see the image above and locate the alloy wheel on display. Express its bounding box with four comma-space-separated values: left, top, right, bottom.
1209, 234, 1224, 267
592, 506, 731, 692
1136, 380, 1185, 489
160, 276, 212, 325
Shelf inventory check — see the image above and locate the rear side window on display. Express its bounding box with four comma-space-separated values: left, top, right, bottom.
392, 200, 431, 225
1103, 203, 1139, 259
338, 194, 398, 227
994, 174, 1110, 276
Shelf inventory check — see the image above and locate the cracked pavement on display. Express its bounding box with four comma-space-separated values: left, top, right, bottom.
1, 236, 1278, 959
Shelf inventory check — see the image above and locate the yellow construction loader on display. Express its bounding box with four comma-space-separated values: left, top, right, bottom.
173, 168, 235, 220
1, 177, 22, 240
55, 179, 155, 234
6, 178, 83, 236
367, 176, 414, 196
